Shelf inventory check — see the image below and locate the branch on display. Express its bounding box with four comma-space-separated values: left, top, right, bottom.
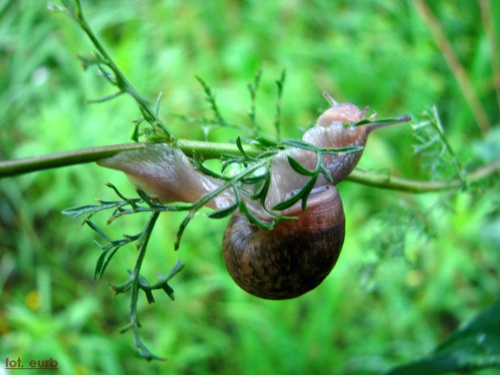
48, 0, 175, 143
413, 0, 491, 135
479, 0, 500, 109
347, 160, 500, 193
1, 142, 498, 193
0, 140, 263, 177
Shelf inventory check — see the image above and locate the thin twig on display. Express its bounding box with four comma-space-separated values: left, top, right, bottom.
0, 140, 263, 177
274, 69, 286, 142
246, 63, 265, 137
413, 0, 491, 135
429, 106, 466, 184
347, 160, 500, 193
1, 142, 498, 193
128, 211, 163, 361
68, 0, 175, 143
479, 0, 500, 109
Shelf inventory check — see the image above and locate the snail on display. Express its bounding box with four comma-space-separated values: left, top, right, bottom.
98, 92, 410, 300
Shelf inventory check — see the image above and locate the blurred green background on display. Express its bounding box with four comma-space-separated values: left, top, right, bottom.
1, 0, 499, 374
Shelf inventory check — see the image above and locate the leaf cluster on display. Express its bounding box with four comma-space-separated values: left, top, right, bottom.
412, 106, 465, 185
47, 0, 175, 144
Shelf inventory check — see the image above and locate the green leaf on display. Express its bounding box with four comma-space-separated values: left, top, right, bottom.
353, 116, 411, 127
272, 192, 302, 211
148, 260, 184, 301
238, 200, 275, 230
131, 119, 142, 142
281, 139, 319, 151
320, 145, 364, 154
175, 212, 194, 250
94, 247, 109, 279
252, 171, 271, 203
195, 75, 226, 127
240, 173, 267, 185
96, 245, 122, 280
207, 202, 238, 219
272, 176, 317, 211
61, 204, 101, 217
84, 219, 113, 242
137, 274, 155, 304
298, 177, 317, 211
281, 139, 363, 155
287, 156, 316, 176
274, 68, 286, 141
164, 259, 184, 281
154, 91, 163, 116
319, 166, 333, 183
191, 154, 225, 179
387, 299, 500, 375
236, 136, 251, 160
255, 136, 280, 147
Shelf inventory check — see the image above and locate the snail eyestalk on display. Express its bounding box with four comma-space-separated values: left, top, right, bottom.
322, 91, 338, 106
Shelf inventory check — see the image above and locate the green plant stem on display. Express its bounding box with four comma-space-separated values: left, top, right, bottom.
413, 0, 491, 135
69, 0, 175, 143
1, 142, 498, 193
479, 0, 500, 109
347, 160, 500, 193
129, 211, 163, 361
0, 140, 263, 177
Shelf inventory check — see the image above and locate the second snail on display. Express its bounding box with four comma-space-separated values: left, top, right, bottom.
98, 92, 411, 300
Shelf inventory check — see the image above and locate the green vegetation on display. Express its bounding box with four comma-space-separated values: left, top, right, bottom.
1, 0, 499, 374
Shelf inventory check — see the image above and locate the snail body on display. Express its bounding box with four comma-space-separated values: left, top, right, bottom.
98, 92, 409, 300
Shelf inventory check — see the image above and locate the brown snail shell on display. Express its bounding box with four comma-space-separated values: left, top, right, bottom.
222, 185, 344, 300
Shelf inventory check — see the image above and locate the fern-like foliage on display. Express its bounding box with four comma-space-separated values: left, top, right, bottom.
412, 106, 465, 186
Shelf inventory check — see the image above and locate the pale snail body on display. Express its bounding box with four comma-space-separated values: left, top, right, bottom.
98, 92, 407, 300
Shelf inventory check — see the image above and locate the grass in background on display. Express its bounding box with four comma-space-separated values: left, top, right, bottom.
1, 0, 499, 374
